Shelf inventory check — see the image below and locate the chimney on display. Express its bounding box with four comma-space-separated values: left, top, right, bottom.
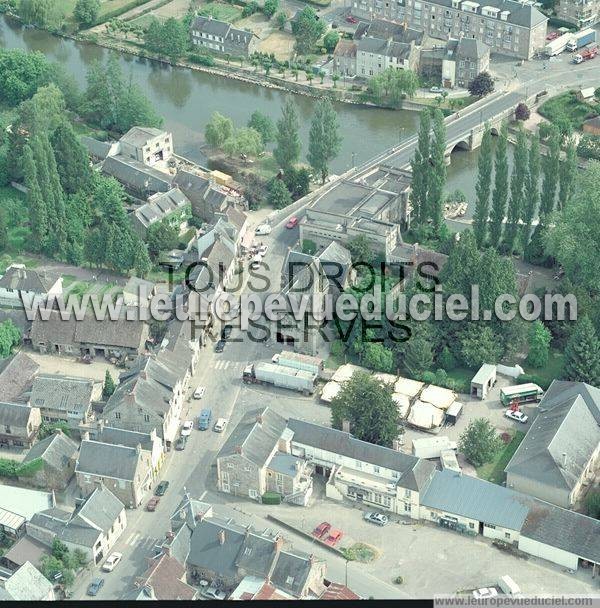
308, 553, 316, 566
166, 531, 174, 541
82, 430, 90, 441
342, 420, 351, 433
392, 439, 401, 451
140, 370, 148, 380
256, 413, 263, 425
98, 419, 105, 433
562, 453, 568, 467
274, 534, 284, 553
218, 529, 226, 545
234, 445, 243, 455
136, 443, 141, 456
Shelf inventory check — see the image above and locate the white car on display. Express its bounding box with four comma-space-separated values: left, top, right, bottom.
254, 224, 272, 236
203, 586, 227, 600
472, 588, 498, 599
257, 244, 268, 256
102, 552, 122, 572
214, 418, 228, 433
271, 354, 280, 364
505, 409, 528, 423
430, 86, 443, 93
181, 420, 194, 436
364, 512, 389, 526
250, 254, 263, 270
193, 385, 206, 399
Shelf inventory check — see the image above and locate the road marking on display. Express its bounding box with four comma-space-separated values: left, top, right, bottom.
126, 532, 141, 546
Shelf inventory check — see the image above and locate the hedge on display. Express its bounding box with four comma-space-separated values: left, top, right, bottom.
92, 0, 152, 26
515, 373, 552, 391
261, 492, 282, 505
547, 17, 577, 30
188, 53, 216, 67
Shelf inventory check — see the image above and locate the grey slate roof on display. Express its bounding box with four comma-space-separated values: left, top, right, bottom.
0, 401, 36, 428
287, 418, 436, 492
133, 188, 190, 230
120, 126, 166, 147
170, 495, 212, 532
0, 265, 59, 294
505, 381, 600, 492
22, 431, 78, 470
80, 136, 114, 161
101, 155, 173, 194
235, 530, 279, 577
217, 408, 287, 468
426, 0, 547, 27
191, 15, 257, 47
456, 37, 490, 60
95, 426, 154, 451
267, 452, 302, 477
3, 561, 54, 601
421, 469, 532, 531
76, 440, 141, 481
0, 352, 40, 402
30, 374, 94, 417
270, 549, 314, 597
355, 19, 424, 44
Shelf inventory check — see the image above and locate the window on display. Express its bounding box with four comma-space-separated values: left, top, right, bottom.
373, 466, 380, 474
243, 547, 252, 556
115, 412, 121, 420
469, 522, 475, 529
286, 576, 295, 585
4, 425, 10, 434
244, 466, 251, 472
404, 489, 411, 499
227, 462, 234, 469
249, 489, 258, 499
144, 414, 150, 422
505, 532, 511, 539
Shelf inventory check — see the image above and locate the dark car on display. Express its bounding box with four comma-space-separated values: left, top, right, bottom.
221, 324, 233, 340
175, 436, 187, 451
87, 578, 104, 597
215, 339, 226, 353
155, 481, 169, 496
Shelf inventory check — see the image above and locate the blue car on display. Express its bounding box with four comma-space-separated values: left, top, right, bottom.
198, 409, 212, 431
87, 578, 104, 596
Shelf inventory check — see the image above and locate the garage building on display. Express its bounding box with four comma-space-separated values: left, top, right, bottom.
470, 364, 497, 399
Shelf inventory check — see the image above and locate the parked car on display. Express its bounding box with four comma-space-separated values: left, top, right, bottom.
271, 354, 280, 364
193, 385, 206, 399
181, 420, 194, 436
546, 31, 559, 40
345, 15, 358, 23
198, 408, 212, 431
146, 496, 160, 511
255, 224, 272, 236
155, 481, 169, 496
102, 552, 122, 572
214, 418, 228, 433
324, 528, 344, 546
175, 436, 187, 451
257, 244, 268, 256
215, 339, 226, 353
364, 512, 389, 526
473, 588, 498, 599
203, 586, 227, 600
86, 578, 104, 596
285, 216, 299, 229
312, 521, 331, 539
505, 409, 528, 423
430, 86, 443, 93
250, 254, 263, 270
221, 324, 233, 340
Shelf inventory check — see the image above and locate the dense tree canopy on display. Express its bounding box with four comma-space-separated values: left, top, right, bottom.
459, 418, 502, 467
291, 7, 325, 54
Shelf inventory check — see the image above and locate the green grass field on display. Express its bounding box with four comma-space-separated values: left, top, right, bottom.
476, 430, 525, 485
197, 1, 242, 23
128, 13, 165, 28
538, 91, 599, 131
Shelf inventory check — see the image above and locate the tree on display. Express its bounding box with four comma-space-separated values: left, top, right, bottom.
331, 372, 399, 447
224, 127, 264, 158
526, 320, 551, 368
275, 11, 287, 29
263, 0, 279, 18
283, 166, 310, 199
468, 71, 494, 97
563, 316, 600, 386
539, 124, 560, 222
404, 336, 434, 376
558, 136, 577, 210
473, 127, 493, 248
161, 18, 190, 60
73, 0, 100, 26
363, 343, 394, 372
205, 112, 234, 147
504, 128, 528, 253
247, 110, 275, 145
22, 143, 48, 252
428, 109, 446, 235
323, 30, 340, 53
368, 68, 419, 105
488, 122, 508, 249
307, 98, 342, 184
0, 49, 52, 106
410, 109, 430, 226
102, 370, 116, 400
0, 211, 7, 253
50, 121, 93, 195
0, 320, 21, 358
459, 418, 502, 467
346, 234, 375, 265
242, 0, 259, 16
459, 325, 501, 369
520, 133, 540, 251
267, 178, 292, 209
586, 492, 600, 519
273, 99, 301, 170
515, 102, 530, 121
146, 219, 179, 260
18, 0, 59, 28
291, 6, 325, 55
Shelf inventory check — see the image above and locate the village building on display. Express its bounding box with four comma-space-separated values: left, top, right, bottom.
0, 264, 62, 307
0, 484, 55, 539
130, 188, 191, 237
0, 561, 55, 601
0, 401, 42, 449
556, 0, 600, 27
0, 352, 40, 403
190, 15, 259, 58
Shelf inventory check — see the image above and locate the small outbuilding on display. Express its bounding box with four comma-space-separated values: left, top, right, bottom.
394, 376, 424, 398
470, 364, 497, 399
445, 401, 463, 425
320, 381, 341, 403
420, 385, 456, 410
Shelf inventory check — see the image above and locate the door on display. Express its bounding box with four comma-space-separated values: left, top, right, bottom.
221, 472, 230, 493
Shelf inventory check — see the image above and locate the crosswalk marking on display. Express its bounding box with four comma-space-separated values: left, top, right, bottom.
124, 533, 157, 548
212, 360, 247, 371
125, 532, 141, 546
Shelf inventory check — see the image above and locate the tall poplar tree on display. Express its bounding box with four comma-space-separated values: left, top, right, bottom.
558, 136, 577, 211
22, 144, 47, 251
42, 132, 67, 258
307, 99, 342, 184
273, 99, 301, 170
488, 123, 508, 249
564, 316, 600, 386
504, 128, 527, 254
539, 125, 560, 222
520, 133, 540, 251
473, 127, 493, 248
428, 109, 446, 235
410, 109, 430, 226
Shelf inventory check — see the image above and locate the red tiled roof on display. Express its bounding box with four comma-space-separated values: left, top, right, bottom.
320, 582, 361, 600
139, 554, 196, 600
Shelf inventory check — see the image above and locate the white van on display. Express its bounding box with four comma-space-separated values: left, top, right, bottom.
213, 418, 228, 433
250, 254, 263, 270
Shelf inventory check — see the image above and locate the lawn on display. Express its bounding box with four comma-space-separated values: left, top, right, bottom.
538, 91, 599, 131
97, 0, 153, 19
522, 349, 565, 390
129, 13, 165, 28
197, 1, 243, 22
476, 430, 525, 485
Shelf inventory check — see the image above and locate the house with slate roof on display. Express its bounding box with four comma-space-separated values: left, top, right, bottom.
174, 169, 232, 223
0, 561, 55, 601
131, 188, 191, 237
0, 352, 40, 403
27, 485, 126, 565
0, 401, 41, 449
19, 430, 78, 490
76, 439, 153, 508
190, 15, 259, 58
505, 381, 600, 509
0, 264, 62, 307
135, 553, 197, 600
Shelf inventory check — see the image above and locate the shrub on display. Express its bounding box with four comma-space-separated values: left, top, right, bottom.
261, 491, 281, 504
394, 576, 404, 584
515, 102, 530, 121
188, 53, 216, 67
515, 373, 551, 391
577, 135, 600, 161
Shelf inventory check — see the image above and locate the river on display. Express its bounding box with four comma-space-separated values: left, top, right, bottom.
0, 16, 501, 214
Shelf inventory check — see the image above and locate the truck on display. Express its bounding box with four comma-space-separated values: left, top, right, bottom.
573, 45, 598, 63
498, 575, 521, 595
566, 28, 596, 51
500, 383, 544, 407
544, 32, 574, 56
242, 363, 317, 395
273, 351, 324, 377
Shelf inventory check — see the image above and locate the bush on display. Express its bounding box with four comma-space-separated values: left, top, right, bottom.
515, 102, 530, 121
242, 0, 259, 16
188, 53, 216, 67
515, 373, 551, 391
577, 135, 600, 161
394, 576, 404, 584
261, 491, 281, 504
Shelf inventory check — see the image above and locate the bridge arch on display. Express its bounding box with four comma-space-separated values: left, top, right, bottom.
490, 126, 500, 136
450, 140, 470, 153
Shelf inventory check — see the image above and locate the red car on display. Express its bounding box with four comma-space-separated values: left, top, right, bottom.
324, 528, 344, 546
146, 497, 160, 511
346, 15, 358, 24
546, 31, 559, 41
312, 522, 331, 539
286, 216, 299, 229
